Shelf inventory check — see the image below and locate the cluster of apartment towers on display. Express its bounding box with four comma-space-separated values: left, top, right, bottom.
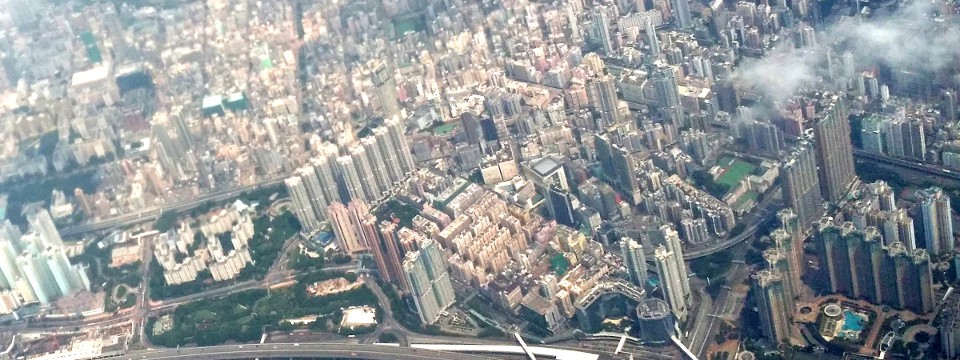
284, 117, 456, 325
748, 95, 950, 344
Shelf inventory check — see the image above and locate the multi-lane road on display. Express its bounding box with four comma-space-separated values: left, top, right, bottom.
113, 343, 506, 360
10, 261, 360, 333
59, 179, 285, 237
688, 261, 752, 358
853, 149, 960, 182
682, 185, 780, 260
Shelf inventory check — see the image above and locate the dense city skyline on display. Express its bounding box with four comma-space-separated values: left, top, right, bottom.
2, 0, 960, 359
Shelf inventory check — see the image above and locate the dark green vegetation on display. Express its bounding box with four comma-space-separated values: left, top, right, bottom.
375, 199, 419, 229
691, 249, 733, 280
154, 211, 177, 233
377, 332, 399, 343
77, 241, 142, 292
149, 211, 301, 299
149, 272, 378, 347
105, 291, 136, 313
691, 170, 731, 199
290, 250, 325, 271
550, 253, 571, 276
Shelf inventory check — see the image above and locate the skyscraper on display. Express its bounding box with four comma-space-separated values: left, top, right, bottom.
284, 176, 322, 232
586, 75, 621, 127
815, 218, 853, 295
326, 201, 371, 253
671, 0, 694, 29
372, 126, 404, 185
814, 218, 934, 313
0, 211, 89, 308
376, 221, 410, 292
753, 270, 792, 344
361, 136, 394, 194
0, 222, 22, 291
655, 244, 690, 322
812, 96, 856, 202
349, 144, 383, 202
295, 165, 332, 222
781, 138, 824, 230
645, 18, 660, 55
336, 155, 368, 203
309, 144, 343, 205
372, 61, 400, 118
383, 117, 416, 175
770, 228, 803, 299
882, 209, 916, 250
592, 9, 613, 55
547, 185, 578, 227
917, 187, 954, 256
356, 213, 403, 286
621, 237, 649, 288
403, 238, 455, 325
763, 249, 795, 302
891, 246, 934, 313
651, 67, 683, 131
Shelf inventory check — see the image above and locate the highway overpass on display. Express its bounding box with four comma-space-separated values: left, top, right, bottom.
59, 179, 285, 237
853, 149, 960, 182
103, 342, 601, 360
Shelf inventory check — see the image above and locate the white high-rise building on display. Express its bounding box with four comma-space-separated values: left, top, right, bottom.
0, 210, 90, 309
284, 176, 322, 232
654, 240, 691, 321
337, 155, 368, 203
645, 17, 660, 55
917, 187, 954, 256
28, 210, 64, 249
620, 238, 649, 287
361, 137, 393, 195
671, 0, 694, 29
403, 238, 455, 325
296, 165, 331, 222
311, 143, 343, 203
373, 126, 404, 185
383, 117, 416, 175
18, 254, 55, 305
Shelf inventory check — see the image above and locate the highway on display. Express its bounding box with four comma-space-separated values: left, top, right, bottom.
59, 179, 285, 237
359, 276, 411, 346
115, 343, 505, 360
682, 185, 780, 260
8, 261, 360, 333
852, 149, 960, 182
688, 261, 753, 358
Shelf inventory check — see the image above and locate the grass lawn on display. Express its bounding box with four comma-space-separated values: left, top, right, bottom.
733, 191, 759, 212
433, 123, 458, 135
551, 254, 570, 276
393, 17, 425, 37
716, 160, 757, 188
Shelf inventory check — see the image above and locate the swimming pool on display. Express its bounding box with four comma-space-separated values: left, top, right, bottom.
842, 310, 866, 332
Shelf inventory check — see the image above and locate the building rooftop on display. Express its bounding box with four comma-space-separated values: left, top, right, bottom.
530, 157, 562, 177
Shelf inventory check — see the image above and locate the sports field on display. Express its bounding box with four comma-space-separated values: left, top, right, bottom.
716, 158, 757, 188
